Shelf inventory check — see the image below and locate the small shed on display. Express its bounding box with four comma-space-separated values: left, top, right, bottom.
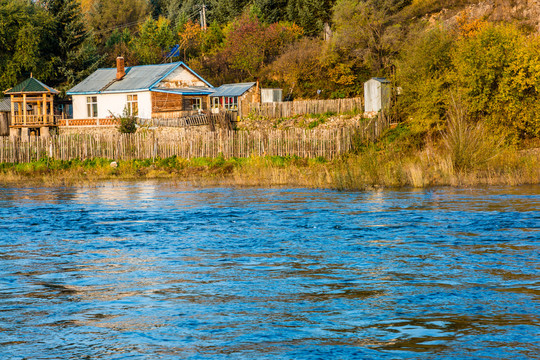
364, 77, 391, 114
210, 82, 260, 118
0, 98, 11, 136
261, 88, 282, 103
4, 77, 59, 137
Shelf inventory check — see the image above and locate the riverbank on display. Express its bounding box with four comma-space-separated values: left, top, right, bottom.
0, 145, 538, 189
1, 122, 538, 189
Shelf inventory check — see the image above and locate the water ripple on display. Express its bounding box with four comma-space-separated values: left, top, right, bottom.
0, 183, 539, 359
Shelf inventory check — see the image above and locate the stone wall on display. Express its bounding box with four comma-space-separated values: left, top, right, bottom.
58, 125, 213, 139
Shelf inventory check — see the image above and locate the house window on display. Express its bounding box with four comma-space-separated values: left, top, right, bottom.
127, 94, 138, 116
192, 98, 202, 110
212, 97, 219, 109
224, 97, 238, 111
86, 96, 97, 118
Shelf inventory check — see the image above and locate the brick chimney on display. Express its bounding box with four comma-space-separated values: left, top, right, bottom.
116, 57, 125, 80
255, 78, 261, 103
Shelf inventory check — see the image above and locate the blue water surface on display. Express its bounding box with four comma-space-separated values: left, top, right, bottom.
0, 182, 539, 359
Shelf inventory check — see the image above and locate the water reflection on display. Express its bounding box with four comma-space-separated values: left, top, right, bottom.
0, 183, 538, 359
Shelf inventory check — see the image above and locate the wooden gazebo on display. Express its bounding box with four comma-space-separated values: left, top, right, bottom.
4, 77, 59, 137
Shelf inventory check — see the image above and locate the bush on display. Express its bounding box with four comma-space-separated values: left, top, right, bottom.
115, 108, 137, 134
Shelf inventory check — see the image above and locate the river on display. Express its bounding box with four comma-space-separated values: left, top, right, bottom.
1, 182, 539, 359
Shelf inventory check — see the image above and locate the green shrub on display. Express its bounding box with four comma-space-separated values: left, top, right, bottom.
114, 108, 137, 134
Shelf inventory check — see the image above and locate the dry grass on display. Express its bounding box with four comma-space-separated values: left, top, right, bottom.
0, 143, 538, 189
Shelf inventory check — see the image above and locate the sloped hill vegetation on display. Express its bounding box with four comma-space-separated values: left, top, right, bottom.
0, 0, 539, 146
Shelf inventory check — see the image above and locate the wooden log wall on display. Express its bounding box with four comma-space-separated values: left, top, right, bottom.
248, 97, 364, 118
0, 114, 390, 163
152, 92, 185, 113
0, 112, 10, 136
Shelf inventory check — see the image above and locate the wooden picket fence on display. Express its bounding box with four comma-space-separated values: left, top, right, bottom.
137, 112, 236, 130
248, 97, 364, 118
0, 114, 390, 163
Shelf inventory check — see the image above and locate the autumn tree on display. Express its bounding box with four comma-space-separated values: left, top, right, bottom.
221, 14, 302, 77
178, 20, 202, 61
452, 24, 540, 140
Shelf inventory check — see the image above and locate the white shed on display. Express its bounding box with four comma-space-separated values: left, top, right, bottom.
364, 78, 391, 114
261, 88, 282, 103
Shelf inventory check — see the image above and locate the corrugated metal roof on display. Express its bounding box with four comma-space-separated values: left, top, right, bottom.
371, 77, 391, 83
67, 63, 177, 94
5, 77, 59, 94
211, 82, 256, 97
0, 98, 10, 112
0, 97, 31, 112
67, 62, 213, 95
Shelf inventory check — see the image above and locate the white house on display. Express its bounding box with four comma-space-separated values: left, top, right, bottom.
67, 57, 214, 120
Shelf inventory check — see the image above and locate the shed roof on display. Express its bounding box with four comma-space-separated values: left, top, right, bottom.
0, 97, 31, 112
67, 62, 213, 95
5, 77, 59, 94
211, 82, 256, 97
0, 98, 10, 112
369, 77, 391, 84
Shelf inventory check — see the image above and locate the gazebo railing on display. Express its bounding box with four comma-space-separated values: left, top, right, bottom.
11, 115, 61, 127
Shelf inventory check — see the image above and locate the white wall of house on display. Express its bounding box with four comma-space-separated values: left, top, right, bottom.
72, 91, 152, 119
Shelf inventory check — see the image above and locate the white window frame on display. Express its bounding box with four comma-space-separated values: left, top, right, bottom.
212, 97, 219, 109
86, 96, 98, 118
192, 97, 202, 110
224, 96, 238, 111
126, 94, 138, 116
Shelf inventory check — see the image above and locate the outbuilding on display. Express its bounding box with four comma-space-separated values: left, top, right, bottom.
210, 82, 261, 118
364, 77, 391, 115
0, 98, 11, 136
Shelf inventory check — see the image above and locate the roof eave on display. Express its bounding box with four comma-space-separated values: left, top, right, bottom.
67, 89, 151, 96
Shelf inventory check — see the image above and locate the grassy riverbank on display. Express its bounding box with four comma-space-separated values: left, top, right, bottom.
1, 126, 538, 189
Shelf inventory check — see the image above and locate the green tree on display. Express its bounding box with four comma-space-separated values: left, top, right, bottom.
286, 0, 335, 37
396, 25, 455, 131
89, 0, 149, 46
0, 0, 55, 89
253, 0, 288, 23
44, 0, 103, 90
332, 0, 403, 74
131, 17, 175, 64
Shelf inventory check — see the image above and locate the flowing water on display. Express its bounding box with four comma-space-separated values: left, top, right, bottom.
0, 182, 539, 359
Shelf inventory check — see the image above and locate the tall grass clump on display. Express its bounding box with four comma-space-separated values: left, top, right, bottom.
442, 98, 502, 173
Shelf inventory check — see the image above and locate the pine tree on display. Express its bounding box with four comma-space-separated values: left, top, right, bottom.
44, 0, 103, 90
286, 0, 335, 37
